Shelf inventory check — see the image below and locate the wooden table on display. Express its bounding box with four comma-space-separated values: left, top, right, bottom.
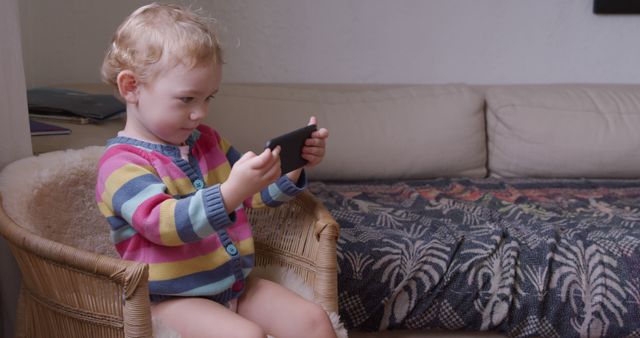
31, 118, 125, 154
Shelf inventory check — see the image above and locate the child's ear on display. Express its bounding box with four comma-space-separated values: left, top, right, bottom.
116, 70, 140, 104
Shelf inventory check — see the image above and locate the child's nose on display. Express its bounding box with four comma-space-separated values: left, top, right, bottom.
190, 105, 208, 120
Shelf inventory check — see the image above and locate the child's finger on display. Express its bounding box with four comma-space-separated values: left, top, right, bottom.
269, 147, 281, 171
265, 156, 282, 179
302, 153, 321, 167
250, 148, 273, 169
311, 127, 329, 139
303, 146, 324, 157
237, 151, 256, 165
271, 145, 281, 157
308, 116, 317, 126
305, 138, 325, 147
254, 146, 282, 170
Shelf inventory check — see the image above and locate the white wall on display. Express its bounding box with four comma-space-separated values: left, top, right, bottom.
19, 0, 149, 88
20, 0, 640, 86
1, 0, 32, 336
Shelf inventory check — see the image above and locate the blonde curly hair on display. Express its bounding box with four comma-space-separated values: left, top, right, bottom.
101, 3, 224, 88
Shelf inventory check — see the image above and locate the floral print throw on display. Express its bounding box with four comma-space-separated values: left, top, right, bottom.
309, 178, 640, 338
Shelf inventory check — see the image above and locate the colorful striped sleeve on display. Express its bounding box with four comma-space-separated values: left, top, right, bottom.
246, 171, 307, 209
221, 138, 307, 209
97, 147, 235, 246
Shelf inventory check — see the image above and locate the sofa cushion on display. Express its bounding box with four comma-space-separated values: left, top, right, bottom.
486, 84, 640, 178
207, 84, 486, 180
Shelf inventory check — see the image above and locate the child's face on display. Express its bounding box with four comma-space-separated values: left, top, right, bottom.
133, 61, 221, 145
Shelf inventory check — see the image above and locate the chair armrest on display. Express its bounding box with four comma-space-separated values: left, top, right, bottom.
0, 194, 152, 338
247, 190, 340, 313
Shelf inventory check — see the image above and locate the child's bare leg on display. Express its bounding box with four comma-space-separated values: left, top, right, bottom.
151, 297, 266, 338
237, 277, 337, 338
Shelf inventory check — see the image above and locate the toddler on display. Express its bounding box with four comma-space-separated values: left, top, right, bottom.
95, 3, 334, 338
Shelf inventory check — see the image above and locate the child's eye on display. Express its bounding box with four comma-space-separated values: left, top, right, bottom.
205, 95, 215, 102
179, 97, 194, 104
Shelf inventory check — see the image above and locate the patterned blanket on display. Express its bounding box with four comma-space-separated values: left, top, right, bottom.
308, 178, 640, 338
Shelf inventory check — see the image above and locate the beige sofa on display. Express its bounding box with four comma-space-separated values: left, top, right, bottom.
206, 83, 640, 338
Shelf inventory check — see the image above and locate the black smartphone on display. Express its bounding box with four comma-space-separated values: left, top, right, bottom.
265, 124, 317, 174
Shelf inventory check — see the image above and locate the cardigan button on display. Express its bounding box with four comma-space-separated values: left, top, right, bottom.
225, 243, 238, 256
193, 179, 204, 189
231, 280, 244, 292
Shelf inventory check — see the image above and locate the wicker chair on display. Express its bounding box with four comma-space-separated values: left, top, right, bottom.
0, 146, 339, 338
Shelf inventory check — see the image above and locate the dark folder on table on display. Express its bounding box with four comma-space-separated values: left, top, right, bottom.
27, 87, 125, 124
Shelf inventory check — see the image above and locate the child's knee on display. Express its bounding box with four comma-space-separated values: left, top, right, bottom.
301, 302, 333, 333
237, 322, 267, 338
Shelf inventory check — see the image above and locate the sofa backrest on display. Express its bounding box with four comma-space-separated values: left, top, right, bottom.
207, 84, 487, 180
485, 84, 640, 178
208, 83, 640, 180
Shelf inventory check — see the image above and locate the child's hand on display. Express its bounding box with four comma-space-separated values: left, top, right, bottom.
285, 116, 329, 183
302, 116, 329, 168
220, 147, 281, 212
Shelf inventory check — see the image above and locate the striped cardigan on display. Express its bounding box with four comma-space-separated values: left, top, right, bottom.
95, 125, 306, 303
